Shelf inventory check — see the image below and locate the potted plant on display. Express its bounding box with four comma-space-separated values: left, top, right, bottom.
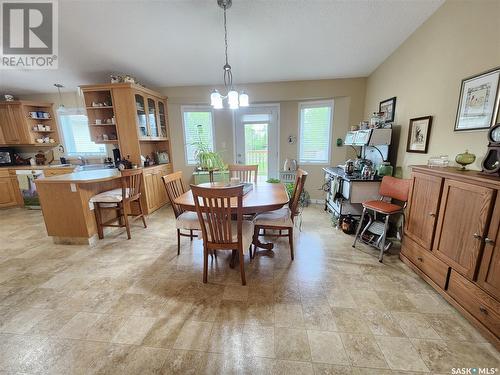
191, 125, 226, 180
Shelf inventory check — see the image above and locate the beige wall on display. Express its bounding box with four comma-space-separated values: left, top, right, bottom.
160, 78, 366, 200
19, 78, 366, 199
364, 0, 500, 175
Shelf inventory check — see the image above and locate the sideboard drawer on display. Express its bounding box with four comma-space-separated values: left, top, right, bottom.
402, 236, 449, 289
448, 270, 500, 338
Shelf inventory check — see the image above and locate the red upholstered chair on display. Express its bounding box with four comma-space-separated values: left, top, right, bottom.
352, 176, 411, 262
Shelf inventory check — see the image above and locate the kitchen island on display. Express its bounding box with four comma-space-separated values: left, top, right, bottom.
35, 169, 122, 245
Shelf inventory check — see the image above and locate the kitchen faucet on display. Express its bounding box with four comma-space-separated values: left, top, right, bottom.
77, 156, 86, 166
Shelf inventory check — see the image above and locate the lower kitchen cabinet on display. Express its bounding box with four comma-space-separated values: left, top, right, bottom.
0, 170, 22, 208
143, 164, 172, 214
401, 166, 500, 349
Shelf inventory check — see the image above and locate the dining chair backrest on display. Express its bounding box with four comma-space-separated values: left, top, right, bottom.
228, 164, 258, 184
379, 176, 411, 203
162, 171, 186, 218
121, 169, 143, 202
190, 184, 244, 250
289, 169, 308, 220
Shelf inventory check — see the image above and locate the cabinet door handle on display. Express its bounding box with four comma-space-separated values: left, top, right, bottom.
417, 256, 423, 262
479, 306, 488, 314
428, 213, 436, 217
473, 233, 482, 240
484, 237, 495, 245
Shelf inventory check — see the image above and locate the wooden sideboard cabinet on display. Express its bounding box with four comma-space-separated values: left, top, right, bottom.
401, 166, 500, 348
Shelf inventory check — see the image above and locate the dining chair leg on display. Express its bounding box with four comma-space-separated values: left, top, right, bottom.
190, 229, 193, 240
288, 227, 294, 261
138, 199, 147, 228
122, 202, 131, 240
176, 229, 181, 255
239, 248, 246, 286
94, 203, 104, 239
203, 246, 208, 283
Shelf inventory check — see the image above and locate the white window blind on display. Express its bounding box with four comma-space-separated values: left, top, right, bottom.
58, 109, 106, 156
298, 100, 333, 164
182, 106, 215, 165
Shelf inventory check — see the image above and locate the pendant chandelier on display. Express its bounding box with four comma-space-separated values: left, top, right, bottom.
210, 0, 249, 110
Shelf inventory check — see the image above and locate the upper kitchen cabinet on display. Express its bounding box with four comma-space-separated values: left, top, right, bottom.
433, 179, 495, 280
80, 83, 171, 166
0, 101, 59, 146
80, 83, 173, 214
405, 172, 443, 250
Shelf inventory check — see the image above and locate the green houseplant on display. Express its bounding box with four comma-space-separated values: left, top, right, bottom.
191, 125, 226, 171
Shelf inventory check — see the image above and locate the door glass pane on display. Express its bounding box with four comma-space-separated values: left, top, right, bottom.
147, 98, 158, 137
158, 102, 167, 138
244, 123, 268, 177
135, 94, 147, 137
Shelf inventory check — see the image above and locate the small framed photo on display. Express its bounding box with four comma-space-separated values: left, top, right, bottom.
454, 67, 500, 131
379, 97, 396, 123
407, 116, 433, 153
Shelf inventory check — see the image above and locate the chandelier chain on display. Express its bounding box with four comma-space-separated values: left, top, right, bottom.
224, 6, 228, 66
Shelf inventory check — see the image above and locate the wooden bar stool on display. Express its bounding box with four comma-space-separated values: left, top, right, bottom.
352, 176, 411, 262
90, 169, 147, 240
228, 164, 258, 183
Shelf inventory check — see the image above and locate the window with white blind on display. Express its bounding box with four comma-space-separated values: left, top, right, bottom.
298, 100, 334, 164
182, 106, 215, 165
58, 109, 106, 156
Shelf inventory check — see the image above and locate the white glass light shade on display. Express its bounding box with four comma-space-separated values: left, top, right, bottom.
210, 90, 221, 106
228, 90, 239, 109
213, 95, 223, 109
239, 92, 249, 107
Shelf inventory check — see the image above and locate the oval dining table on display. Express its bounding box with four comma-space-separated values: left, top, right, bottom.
173, 181, 290, 259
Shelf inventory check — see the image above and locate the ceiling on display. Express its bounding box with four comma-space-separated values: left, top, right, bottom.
0, 0, 444, 95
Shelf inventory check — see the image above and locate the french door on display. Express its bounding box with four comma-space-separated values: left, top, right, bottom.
234, 105, 279, 180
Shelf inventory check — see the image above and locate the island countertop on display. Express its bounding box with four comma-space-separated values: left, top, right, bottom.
35, 169, 121, 184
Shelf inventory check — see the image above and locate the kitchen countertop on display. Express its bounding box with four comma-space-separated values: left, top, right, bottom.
1, 164, 76, 170
35, 169, 121, 184
323, 166, 383, 182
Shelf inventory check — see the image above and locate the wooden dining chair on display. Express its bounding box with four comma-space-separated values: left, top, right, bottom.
191, 184, 254, 285
228, 164, 258, 183
91, 168, 147, 240
252, 169, 308, 260
162, 171, 199, 255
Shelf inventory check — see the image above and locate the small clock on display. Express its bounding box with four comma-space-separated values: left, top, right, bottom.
481, 123, 500, 176
488, 123, 500, 143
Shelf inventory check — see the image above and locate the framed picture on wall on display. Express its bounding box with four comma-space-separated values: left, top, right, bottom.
454, 67, 500, 131
379, 97, 396, 123
407, 116, 432, 153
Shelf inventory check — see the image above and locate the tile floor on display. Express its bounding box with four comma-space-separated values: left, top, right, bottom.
0, 204, 498, 374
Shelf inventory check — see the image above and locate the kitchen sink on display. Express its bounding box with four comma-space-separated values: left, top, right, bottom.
76, 164, 115, 171
48, 164, 72, 168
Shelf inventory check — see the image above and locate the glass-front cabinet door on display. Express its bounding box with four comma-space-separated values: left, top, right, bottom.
147, 98, 159, 138
135, 94, 148, 137
158, 101, 168, 139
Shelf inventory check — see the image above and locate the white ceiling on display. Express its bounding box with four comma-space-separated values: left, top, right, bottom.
0, 0, 444, 95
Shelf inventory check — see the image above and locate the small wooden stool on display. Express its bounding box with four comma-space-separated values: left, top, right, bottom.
90, 169, 147, 239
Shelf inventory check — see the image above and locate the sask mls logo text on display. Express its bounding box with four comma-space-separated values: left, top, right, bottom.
1, 0, 58, 69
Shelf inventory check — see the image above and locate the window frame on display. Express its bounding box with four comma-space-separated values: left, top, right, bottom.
57, 108, 107, 157
181, 105, 216, 166
297, 99, 334, 165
